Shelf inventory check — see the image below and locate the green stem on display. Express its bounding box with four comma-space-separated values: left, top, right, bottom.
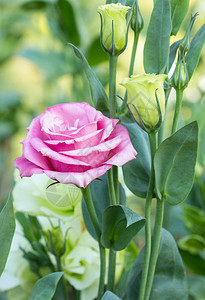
158, 88, 171, 145
129, 32, 139, 77
81, 186, 105, 299
171, 88, 184, 134
138, 132, 157, 300
107, 169, 117, 205
56, 256, 69, 300
109, 55, 118, 118
113, 165, 119, 204
144, 197, 164, 300
99, 244, 106, 298
107, 249, 117, 292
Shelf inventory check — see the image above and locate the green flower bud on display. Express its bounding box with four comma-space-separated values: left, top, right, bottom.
121, 74, 167, 131
98, 3, 130, 56
131, 0, 144, 34
171, 57, 189, 90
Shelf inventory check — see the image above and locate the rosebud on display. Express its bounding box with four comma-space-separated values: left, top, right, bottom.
98, 3, 130, 55
131, 0, 144, 34
121, 74, 167, 132
171, 57, 189, 90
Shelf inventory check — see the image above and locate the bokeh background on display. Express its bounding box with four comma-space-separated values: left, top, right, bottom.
0, 0, 205, 298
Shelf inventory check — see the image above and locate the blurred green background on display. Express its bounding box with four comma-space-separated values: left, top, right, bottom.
0, 0, 205, 298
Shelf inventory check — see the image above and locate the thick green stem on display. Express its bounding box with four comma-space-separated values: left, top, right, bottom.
81, 186, 105, 299
144, 198, 164, 300
171, 89, 184, 134
129, 32, 139, 77
109, 55, 118, 118
107, 249, 117, 292
113, 165, 119, 204
107, 169, 117, 205
138, 132, 157, 300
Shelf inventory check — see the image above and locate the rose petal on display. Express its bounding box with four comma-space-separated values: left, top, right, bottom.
98, 117, 119, 140
31, 138, 90, 166
44, 164, 112, 188
22, 116, 51, 170
103, 124, 137, 166
14, 157, 44, 177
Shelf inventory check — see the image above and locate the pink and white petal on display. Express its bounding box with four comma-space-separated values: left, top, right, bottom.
22, 116, 51, 170
98, 117, 119, 140
30, 138, 90, 166
60, 135, 121, 156
14, 157, 44, 177
44, 129, 104, 152
44, 164, 112, 188
104, 124, 137, 167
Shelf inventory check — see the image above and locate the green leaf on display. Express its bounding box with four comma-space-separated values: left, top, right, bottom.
178, 234, 205, 255
68, 43, 109, 115
57, 0, 80, 46
187, 274, 205, 299
101, 291, 121, 300
0, 196, 16, 276
123, 229, 188, 299
169, 0, 189, 35
154, 121, 198, 205
169, 39, 181, 70
186, 24, 205, 81
101, 205, 145, 251
82, 174, 126, 241
122, 123, 151, 198
29, 272, 63, 300
144, 0, 172, 74
87, 36, 108, 66
183, 204, 205, 236
179, 249, 205, 275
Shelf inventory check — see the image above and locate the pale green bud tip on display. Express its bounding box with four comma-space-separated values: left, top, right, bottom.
121, 74, 167, 131
98, 3, 130, 55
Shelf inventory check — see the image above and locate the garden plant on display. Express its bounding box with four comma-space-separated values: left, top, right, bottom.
0, 0, 205, 299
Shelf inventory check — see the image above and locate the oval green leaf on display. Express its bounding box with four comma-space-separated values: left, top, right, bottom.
101, 205, 145, 251
123, 229, 188, 300
122, 123, 151, 198
29, 272, 63, 300
0, 196, 16, 276
154, 121, 198, 205
144, 0, 172, 74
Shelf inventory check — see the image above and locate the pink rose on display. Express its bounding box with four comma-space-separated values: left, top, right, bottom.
15, 102, 137, 188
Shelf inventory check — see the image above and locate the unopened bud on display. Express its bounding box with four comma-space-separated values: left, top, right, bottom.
121, 74, 167, 132
98, 3, 130, 56
171, 57, 189, 90
131, 0, 144, 34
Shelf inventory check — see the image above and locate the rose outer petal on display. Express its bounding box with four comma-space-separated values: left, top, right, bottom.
44, 164, 113, 188
14, 157, 44, 177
